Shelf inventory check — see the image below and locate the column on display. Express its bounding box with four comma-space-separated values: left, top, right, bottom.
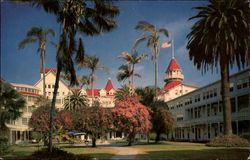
236, 120, 239, 136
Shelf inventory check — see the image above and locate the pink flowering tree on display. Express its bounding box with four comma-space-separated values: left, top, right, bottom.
72, 107, 113, 147
112, 97, 151, 146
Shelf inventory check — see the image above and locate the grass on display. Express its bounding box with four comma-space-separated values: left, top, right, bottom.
3, 142, 118, 160
132, 141, 250, 160
3, 141, 250, 160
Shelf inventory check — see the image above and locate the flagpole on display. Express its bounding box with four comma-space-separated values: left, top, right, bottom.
171, 38, 174, 58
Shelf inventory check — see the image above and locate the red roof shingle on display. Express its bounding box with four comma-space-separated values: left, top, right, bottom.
166, 58, 181, 72
105, 79, 114, 91
162, 81, 181, 91
40, 68, 57, 73
86, 89, 101, 96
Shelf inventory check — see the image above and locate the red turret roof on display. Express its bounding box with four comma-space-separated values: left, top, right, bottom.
40, 68, 57, 73
166, 58, 181, 72
105, 79, 114, 91
162, 81, 181, 91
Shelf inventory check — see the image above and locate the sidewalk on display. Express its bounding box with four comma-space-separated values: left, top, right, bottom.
110, 147, 138, 160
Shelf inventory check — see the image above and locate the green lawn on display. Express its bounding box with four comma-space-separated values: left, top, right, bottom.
132, 141, 250, 160
3, 143, 117, 160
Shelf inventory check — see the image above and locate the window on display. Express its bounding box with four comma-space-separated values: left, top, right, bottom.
242, 78, 248, 88
22, 118, 28, 125
237, 94, 249, 111
237, 80, 242, 89
213, 88, 217, 97
231, 98, 236, 112
48, 92, 51, 96
48, 85, 51, 88
219, 101, 222, 112
53, 85, 55, 88
230, 83, 234, 92
207, 104, 210, 117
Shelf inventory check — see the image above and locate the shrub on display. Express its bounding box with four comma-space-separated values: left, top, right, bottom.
206, 135, 250, 147
0, 136, 11, 156
29, 147, 93, 159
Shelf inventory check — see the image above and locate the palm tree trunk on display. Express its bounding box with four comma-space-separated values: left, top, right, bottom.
132, 64, 134, 86
154, 52, 158, 95
155, 132, 160, 143
49, 63, 62, 152
41, 49, 46, 97
220, 58, 232, 135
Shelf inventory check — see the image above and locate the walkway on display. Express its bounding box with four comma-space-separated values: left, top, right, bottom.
110, 146, 138, 160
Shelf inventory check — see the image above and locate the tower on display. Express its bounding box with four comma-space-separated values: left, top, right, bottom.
163, 58, 184, 91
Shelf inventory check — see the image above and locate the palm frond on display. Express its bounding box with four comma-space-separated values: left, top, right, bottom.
159, 28, 169, 37
134, 35, 149, 48
18, 38, 37, 49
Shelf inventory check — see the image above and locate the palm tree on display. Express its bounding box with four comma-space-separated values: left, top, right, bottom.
187, 0, 250, 135
78, 75, 91, 89
0, 79, 26, 136
14, 0, 119, 152
64, 90, 88, 111
117, 64, 141, 86
134, 21, 169, 93
18, 26, 55, 97
81, 54, 109, 106
114, 85, 137, 102
118, 50, 147, 85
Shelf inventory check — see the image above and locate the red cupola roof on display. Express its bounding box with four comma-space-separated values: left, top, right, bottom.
162, 81, 181, 91
40, 68, 57, 73
166, 58, 181, 72
105, 79, 114, 91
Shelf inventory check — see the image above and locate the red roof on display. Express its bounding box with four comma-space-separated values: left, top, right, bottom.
166, 58, 181, 72
40, 68, 57, 73
19, 91, 40, 96
162, 81, 181, 91
86, 89, 101, 96
105, 79, 114, 91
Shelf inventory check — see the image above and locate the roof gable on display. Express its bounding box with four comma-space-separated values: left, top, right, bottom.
105, 79, 114, 91
166, 58, 181, 72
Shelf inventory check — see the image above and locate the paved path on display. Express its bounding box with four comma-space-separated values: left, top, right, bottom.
110, 146, 138, 160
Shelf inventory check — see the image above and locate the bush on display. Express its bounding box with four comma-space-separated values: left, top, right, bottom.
206, 135, 250, 147
0, 136, 11, 156
29, 147, 93, 159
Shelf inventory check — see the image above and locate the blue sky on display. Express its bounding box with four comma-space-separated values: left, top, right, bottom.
1, 1, 240, 89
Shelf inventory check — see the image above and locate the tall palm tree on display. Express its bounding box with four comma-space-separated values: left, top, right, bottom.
114, 85, 136, 102
81, 54, 109, 106
134, 21, 168, 93
118, 50, 147, 85
187, 0, 250, 135
14, 0, 119, 152
0, 80, 26, 136
18, 26, 55, 97
117, 64, 141, 86
78, 75, 91, 89
64, 90, 88, 111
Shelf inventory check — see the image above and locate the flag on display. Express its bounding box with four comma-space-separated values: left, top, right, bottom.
161, 41, 171, 48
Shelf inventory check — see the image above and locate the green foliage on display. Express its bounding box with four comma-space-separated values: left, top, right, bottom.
31, 132, 43, 143
35, 96, 51, 107
114, 85, 136, 102
0, 79, 26, 132
31, 147, 92, 159
0, 136, 11, 156
206, 135, 250, 147
64, 90, 88, 111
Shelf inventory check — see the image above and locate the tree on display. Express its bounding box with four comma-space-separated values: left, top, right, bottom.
64, 90, 88, 111
81, 54, 109, 106
187, 0, 250, 135
114, 85, 136, 102
150, 100, 175, 143
118, 50, 147, 85
72, 107, 113, 147
18, 26, 55, 97
112, 97, 151, 146
134, 21, 169, 93
14, 0, 119, 152
0, 79, 26, 135
117, 65, 141, 86
78, 75, 91, 89
35, 95, 51, 107
29, 106, 72, 145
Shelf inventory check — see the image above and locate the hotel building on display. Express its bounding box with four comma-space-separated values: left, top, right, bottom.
159, 59, 250, 141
